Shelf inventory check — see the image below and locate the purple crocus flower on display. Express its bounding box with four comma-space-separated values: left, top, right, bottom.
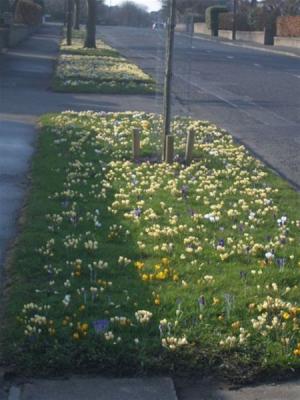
240, 271, 247, 280
198, 296, 205, 307
134, 208, 142, 217
181, 185, 189, 198
93, 319, 109, 334
218, 239, 225, 247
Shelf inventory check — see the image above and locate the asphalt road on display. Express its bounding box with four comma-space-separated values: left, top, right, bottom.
99, 26, 300, 190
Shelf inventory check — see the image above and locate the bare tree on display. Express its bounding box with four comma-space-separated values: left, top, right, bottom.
74, 0, 80, 29
67, 0, 74, 45
84, 0, 96, 48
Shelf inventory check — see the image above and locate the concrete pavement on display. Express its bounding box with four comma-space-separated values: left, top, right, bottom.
7, 378, 177, 400
175, 377, 300, 400
4, 376, 300, 400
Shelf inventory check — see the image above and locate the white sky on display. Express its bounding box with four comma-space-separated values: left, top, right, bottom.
105, 0, 161, 12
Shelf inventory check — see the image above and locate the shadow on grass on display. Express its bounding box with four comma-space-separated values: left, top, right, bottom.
0, 118, 159, 377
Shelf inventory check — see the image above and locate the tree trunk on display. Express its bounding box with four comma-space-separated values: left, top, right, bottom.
12, 0, 21, 19
84, 0, 96, 48
66, 0, 74, 45
64, 0, 67, 27
74, 0, 80, 30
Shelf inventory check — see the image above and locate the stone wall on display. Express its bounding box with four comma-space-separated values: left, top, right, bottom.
218, 29, 232, 40
9, 23, 31, 47
0, 23, 39, 50
193, 23, 265, 44
175, 23, 186, 33
176, 21, 300, 48
219, 29, 265, 44
274, 36, 300, 49
235, 30, 265, 44
194, 23, 211, 35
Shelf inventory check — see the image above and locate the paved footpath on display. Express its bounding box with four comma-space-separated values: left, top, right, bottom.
0, 23, 161, 268
1, 23, 300, 400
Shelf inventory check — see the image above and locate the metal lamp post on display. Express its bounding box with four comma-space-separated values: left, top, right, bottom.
232, 0, 237, 40
162, 0, 176, 162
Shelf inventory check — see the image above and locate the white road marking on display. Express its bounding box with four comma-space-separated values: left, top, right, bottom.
254, 63, 261, 67
173, 73, 294, 127
227, 56, 234, 59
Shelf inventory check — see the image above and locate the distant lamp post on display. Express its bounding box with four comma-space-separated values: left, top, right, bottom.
232, 0, 237, 40
162, 0, 176, 162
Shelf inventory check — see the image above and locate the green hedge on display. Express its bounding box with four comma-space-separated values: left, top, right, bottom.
205, 5, 228, 36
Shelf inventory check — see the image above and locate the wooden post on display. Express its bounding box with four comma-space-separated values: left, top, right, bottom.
165, 135, 174, 164
132, 129, 140, 162
185, 129, 195, 165
162, 0, 176, 161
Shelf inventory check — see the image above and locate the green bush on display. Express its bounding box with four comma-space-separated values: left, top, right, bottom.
15, 0, 42, 25
205, 5, 228, 36
247, 8, 265, 31
218, 11, 265, 32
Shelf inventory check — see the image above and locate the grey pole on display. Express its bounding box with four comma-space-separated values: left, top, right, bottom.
232, 0, 237, 40
162, 0, 176, 161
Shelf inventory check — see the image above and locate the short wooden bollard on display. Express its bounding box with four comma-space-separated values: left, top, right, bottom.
132, 129, 141, 162
185, 129, 195, 165
165, 135, 174, 164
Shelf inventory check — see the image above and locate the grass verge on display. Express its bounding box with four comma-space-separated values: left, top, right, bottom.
2, 111, 300, 382
53, 32, 156, 94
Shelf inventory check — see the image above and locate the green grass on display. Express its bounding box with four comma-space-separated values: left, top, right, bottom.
52, 78, 157, 94
60, 36, 121, 58
2, 112, 300, 382
53, 31, 156, 94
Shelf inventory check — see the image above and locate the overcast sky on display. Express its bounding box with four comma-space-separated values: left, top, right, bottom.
105, 0, 161, 12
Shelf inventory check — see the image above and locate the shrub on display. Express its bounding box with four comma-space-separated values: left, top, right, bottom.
219, 10, 265, 32
247, 7, 265, 31
15, 0, 42, 25
205, 5, 228, 36
218, 12, 233, 30
277, 16, 300, 37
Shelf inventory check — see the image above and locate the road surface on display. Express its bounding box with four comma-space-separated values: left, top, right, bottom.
99, 26, 300, 190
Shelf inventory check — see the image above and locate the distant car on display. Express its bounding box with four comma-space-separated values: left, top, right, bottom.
152, 23, 165, 31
